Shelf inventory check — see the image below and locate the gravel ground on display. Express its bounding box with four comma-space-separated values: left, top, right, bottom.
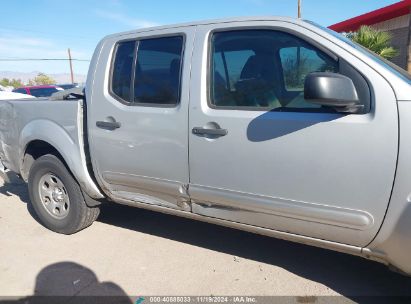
0, 174, 410, 302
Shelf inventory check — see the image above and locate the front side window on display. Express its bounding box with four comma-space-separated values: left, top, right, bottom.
210, 30, 339, 111
110, 36, 184, 106
279, 47, 337, 91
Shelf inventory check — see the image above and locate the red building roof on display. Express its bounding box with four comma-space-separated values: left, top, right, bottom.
329, 0, 411, 32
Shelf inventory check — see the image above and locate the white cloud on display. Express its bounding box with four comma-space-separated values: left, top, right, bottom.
95, 9, 159, 28
0, 35, 89, 59
0, 36, 52, 47
0, 34, 91, 74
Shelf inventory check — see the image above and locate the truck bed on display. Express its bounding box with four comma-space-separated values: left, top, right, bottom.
0, 97, 83, 177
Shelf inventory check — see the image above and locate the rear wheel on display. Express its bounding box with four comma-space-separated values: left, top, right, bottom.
28, 154, 99, 234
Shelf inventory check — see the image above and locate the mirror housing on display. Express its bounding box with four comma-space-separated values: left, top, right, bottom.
304, 72, 363, 113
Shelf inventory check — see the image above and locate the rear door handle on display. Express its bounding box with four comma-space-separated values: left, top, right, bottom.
192, 127, 228, 137
96, 120, 121, 130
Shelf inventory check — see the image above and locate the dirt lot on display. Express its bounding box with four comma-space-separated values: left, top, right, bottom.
1, 174, 411, 301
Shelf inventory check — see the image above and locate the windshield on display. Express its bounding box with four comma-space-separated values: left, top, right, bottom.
306, 20, 411, 84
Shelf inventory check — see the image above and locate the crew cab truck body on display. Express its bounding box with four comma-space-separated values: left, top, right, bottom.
1, 17, 411, 274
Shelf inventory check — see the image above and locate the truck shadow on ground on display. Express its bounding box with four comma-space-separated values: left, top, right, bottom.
0, 262, 132, 304
98, 203, 411, 301
2, 177, 411, 301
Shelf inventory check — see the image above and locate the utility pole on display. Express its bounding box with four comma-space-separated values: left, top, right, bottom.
68, 48, 74, 84
298, 0, 302, 19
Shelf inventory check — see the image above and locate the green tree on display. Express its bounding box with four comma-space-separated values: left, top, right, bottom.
10, 78, 23, 88
347, 26, 399, 60
0, 78, 11, 87
282, 54, 309, 90
29, 73, 56, 85
0, 78, 23, 88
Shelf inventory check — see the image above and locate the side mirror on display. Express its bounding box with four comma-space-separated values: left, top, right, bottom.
304, 72, 363, 113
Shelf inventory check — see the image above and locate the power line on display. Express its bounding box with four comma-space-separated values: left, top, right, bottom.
0, 58, 90, 62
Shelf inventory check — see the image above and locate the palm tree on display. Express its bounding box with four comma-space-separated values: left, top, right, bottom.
347, 25, 399, 60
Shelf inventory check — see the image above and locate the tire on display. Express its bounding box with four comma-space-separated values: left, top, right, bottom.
28, 154, 100, 234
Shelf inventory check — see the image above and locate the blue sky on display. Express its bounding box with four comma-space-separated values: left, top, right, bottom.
0, 0, 399, 75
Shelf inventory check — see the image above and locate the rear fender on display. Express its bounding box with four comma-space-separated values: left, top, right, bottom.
19, 119, 104, 199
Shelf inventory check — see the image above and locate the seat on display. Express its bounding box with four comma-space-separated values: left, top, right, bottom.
240, 55, 268, 80
235, 54, 281, 108
212, 70, 233, 106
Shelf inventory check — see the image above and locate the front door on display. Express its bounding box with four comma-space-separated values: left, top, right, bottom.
88, 27, 195, 210
188, 22, 398, 246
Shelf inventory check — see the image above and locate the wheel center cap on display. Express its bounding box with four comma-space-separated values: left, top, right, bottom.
52, 187, 65, 203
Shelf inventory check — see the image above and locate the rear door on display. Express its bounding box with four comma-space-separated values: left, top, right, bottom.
88, 27, 195, 210
188, 21, 398, 246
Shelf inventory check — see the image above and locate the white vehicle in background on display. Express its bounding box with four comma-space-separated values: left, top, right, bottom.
0, 91, 36, 100
0, 85, 15, 92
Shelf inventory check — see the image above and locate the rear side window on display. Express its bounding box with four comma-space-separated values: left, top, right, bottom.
111, 41, 135, 102
210, 30, 339, 111
110, 36, 184, 106
29, 87, 59, 97
13, 88, 27, 94
134, 37, 183, 105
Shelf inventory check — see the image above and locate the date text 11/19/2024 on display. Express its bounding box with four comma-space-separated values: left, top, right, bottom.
137, 297, 258, 303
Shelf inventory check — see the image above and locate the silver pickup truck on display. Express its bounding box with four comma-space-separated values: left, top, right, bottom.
1, 17, 411, 275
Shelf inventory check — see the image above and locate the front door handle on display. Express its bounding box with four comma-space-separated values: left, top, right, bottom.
192, 127, 228, 137
96, 120, 121, 130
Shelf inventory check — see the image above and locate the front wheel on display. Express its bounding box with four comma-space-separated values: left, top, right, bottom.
28, 154, 99, 234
